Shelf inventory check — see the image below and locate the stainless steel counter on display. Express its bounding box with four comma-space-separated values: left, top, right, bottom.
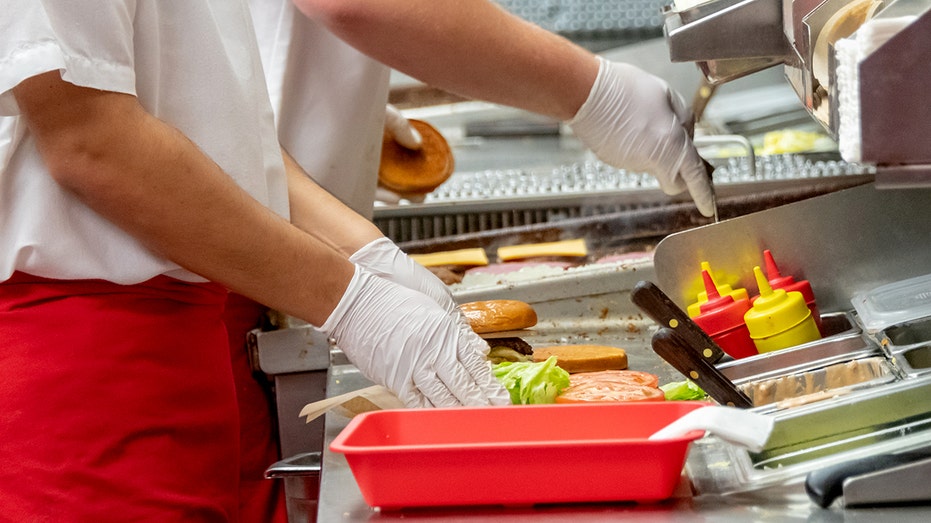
306, 256, 931, 521
316, 364, 931, 522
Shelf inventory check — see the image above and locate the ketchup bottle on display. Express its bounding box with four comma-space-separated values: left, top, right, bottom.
744, 266, 821, 353
692, 269, 758, 359
761, 249, 824, 335
687, 261, 750, 318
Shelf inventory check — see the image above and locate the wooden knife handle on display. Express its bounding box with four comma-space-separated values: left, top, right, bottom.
632, 280, 727, 364
651, 327, 753, 408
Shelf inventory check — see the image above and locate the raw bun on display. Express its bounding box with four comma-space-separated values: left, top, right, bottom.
532, 344, 628, 373
459, 300, 538, 334
378, 119, 453, 195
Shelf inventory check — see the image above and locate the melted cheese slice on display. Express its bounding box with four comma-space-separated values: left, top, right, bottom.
410, 248, 489, 267
497, 239, 588, 261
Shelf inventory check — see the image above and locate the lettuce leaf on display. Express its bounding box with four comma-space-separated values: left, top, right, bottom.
492, 356, 570, 405
660, 379, 708, 401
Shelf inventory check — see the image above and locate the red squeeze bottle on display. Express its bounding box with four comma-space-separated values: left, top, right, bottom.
762, 249, 824, 335
692, 269, 758, 359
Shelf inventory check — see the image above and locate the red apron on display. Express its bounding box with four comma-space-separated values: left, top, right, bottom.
223, 293, 288, 523
0, 272, 239, 522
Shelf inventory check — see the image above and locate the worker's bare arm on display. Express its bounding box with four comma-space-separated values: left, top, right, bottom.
294, 0, 598, 121
14, 71, 351, 326
281, 148, 383, 257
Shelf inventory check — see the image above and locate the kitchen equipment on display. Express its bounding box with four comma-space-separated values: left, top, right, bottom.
649, 405, 774, 451
805, 446, 931, 507
663, 0, 931, 186
651, 327, 754, 407
702, 157, 719, 223
375, 155, 871, 243
632, 280, 727, 364
852, 272, 931, 334
329, 402, 708, 509
743, 265, 822, 353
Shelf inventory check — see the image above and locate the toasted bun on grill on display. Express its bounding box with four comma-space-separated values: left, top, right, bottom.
532, 344, 629, 373
459, 300, 537, 334
378, 119, 453, 195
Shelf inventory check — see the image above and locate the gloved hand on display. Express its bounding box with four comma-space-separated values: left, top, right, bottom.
568, 56, 715, 217
377, 105, 427, 204
349, 236, 457, 314
319, 265, 511, 408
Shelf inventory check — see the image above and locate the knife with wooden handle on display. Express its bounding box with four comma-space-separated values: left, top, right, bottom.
651, 327, 753, 408
632, 280, 727, 364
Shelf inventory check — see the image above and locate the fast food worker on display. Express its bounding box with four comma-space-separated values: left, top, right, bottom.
232, 2, 717, 520
0, 1, 511, 519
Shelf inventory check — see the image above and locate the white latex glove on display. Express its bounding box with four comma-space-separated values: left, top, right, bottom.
568, 56, 715, 217
319, 265, 511, 408
384, 104, 422, 150
377, 105, 427, 204
349, 236, 457, 314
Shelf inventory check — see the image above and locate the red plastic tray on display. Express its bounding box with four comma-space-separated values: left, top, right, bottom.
330, 401, 709, 509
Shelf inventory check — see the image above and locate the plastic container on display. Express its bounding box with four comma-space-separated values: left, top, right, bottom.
760, 249, 823, 335
687, 261, 750, 318
744, 266, 821, 353
330, 402, 709, 509
692, 269, 757, 359
852, 273, 931, 333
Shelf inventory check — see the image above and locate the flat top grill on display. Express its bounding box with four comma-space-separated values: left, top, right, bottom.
374, 155, 874, 244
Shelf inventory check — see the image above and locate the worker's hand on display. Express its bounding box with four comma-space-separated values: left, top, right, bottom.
319, 265, 510, 408
349, 236, 456, 314
568, 57, 715, 217
377, 105, 426, 204
384, 104, 422, 150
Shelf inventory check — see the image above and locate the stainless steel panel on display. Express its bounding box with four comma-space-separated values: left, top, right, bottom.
653, 183, 931, 315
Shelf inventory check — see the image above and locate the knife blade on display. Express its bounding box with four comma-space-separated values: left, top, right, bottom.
651, 327, 753, 408
631, 280, 727, 364
702, 157, 718, 223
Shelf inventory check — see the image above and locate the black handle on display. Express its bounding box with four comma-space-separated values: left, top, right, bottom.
651, 327, 753, 408
632, 280, 726, 364
805, 449, 931, 508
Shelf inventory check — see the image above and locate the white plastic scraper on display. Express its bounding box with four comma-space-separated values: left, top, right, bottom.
648, 405, 774, 452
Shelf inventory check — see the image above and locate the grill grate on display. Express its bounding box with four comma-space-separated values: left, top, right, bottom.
373, 155, 874, 243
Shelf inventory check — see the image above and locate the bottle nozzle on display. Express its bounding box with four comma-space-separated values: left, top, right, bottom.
763, 249, 782, 280
754, 266, 774, 298
701, 269, 722, 300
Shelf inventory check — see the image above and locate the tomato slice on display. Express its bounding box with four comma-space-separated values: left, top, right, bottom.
567, 370, 660, 389
555, 381, 666, 403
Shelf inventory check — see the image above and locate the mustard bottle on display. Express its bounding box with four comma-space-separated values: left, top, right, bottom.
687, 261, 750, 318
744, 266, 821, 353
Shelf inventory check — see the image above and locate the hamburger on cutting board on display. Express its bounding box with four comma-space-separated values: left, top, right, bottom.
459, 299, 537, 364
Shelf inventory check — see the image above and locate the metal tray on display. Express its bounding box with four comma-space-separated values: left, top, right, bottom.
687, 374, 931, 495
717, 313, 865, 383
892, 343, 931, 378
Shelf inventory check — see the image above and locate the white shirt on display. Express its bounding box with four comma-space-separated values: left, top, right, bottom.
0, 0, 288, 283
248, 0, 390, 219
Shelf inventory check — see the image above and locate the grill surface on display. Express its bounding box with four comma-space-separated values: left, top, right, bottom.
374, 155, 874, 243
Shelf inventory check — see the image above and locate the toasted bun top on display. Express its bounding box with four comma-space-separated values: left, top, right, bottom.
459, 299, 537, 334
532, 345, 629, 373
378, 119, 453, 195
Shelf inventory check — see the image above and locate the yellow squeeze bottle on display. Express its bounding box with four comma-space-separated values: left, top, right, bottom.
687, 262, 750, 318
744, 266, 821, 353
